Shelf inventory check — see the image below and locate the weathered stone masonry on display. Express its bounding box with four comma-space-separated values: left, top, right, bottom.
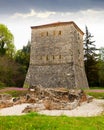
24, 21, 89, 88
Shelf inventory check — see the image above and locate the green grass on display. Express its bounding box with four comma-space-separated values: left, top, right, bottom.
1, 90, 27, 97
86, 92, 104, 99
0, 113, 104, 130
89, 87, 104, 90
0, 88, 104, 129
0, 88, 28, 97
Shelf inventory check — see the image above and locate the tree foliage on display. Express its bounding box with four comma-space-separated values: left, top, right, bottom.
0, 24, 30, 88
84, 26, 99, 86
0, 38, 30, 88
0, 24, 15, 57
0, 56, 26, 87
84, 26, 98, 60
99, 47, 104, 61
15, 41, 30, 71
97, 47, 104, 86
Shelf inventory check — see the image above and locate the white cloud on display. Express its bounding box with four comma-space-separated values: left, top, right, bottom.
44, 9, 104, 48
2, 8, 104, 49
55, 9, 104, 24
12, 9, 56, 18
36, 11, 56, 18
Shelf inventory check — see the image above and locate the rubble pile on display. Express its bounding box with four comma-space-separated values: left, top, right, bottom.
0, 85, 93, 113
0, 94, 13, 108
23, 85, 93, 113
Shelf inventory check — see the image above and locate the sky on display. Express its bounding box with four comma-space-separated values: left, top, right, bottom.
0, 0, 104, 50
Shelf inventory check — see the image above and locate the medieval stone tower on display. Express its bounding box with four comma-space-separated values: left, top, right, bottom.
24, 21, 89, 89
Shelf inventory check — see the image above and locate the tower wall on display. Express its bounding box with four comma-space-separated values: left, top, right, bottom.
24, 22, 89, 88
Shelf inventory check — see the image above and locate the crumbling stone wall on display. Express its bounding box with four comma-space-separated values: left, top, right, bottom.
24, 21, 89, 88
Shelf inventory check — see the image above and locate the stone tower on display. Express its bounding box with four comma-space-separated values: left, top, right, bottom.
24, 21, 89, 89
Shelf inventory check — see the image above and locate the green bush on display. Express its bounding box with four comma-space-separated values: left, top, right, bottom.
0, 81, 6, 88
0, 56, 26, 87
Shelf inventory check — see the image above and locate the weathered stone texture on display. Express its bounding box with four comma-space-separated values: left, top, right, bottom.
24, 21, 89, 88
26, 63, 75, 88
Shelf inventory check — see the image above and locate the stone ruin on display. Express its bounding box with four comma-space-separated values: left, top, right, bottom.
0, 94, 13, 108
24, 21, 89, 89
0, 86, 93, 113
22, 86, 92, 113
0, 22, 92, 115
21, 22, 90, 112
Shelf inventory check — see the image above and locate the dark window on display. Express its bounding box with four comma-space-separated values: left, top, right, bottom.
59, 31, 62, 35
46, 55, 49, 61
46, 32, 48, 36
53, 55, 55, 59
59, 55, 61, 59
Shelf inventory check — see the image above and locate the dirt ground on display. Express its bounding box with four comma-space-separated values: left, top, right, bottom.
0, 99, 104, 117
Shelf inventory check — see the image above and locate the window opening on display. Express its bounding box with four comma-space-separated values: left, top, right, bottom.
53, 55, 55, 59
46, 32, 48, 36
59, 55, 61, 59
59, 31, 62, 35
46, 55, 49, 61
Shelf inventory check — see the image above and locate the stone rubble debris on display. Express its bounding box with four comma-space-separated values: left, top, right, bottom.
0, 85, 93, 113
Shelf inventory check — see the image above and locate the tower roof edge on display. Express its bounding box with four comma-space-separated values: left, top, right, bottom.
31, 21, 84, 35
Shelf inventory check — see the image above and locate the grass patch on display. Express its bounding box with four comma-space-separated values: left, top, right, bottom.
89, 87, 104, 90
86, 92, 104, 99
0, 88, 28, 97
0, 88, 104, 129
1, 90, 27, 97
0, 113, 104, 130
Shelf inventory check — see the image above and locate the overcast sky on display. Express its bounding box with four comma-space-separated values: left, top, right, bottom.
0, 0, 104, 49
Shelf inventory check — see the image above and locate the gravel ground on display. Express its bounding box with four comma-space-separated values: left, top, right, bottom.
0, 99, 104, 117
0, 103, 30, 116
39, 99, 104, 117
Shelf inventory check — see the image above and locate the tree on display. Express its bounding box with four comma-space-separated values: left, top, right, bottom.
84, 26, 99, 86
99, 47, 104, 61
0, 55, 26, 87
0, 24, 15, 57
15, 41, 30, 71
12, 42, 31, 87
97, 47, 104, 87
6, 42, 15, 58
84, 26, 98, 60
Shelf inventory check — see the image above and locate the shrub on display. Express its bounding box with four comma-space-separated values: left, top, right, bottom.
0, 81, 6, 89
